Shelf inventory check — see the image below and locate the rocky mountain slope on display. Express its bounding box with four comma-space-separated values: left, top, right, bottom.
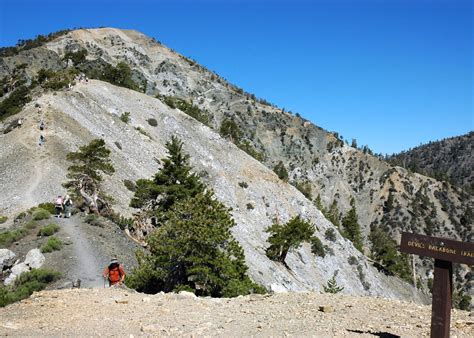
0, 79, 424, 301
388, 132, 474, 193
0, 288, 473, 337
0, 27, 471, 299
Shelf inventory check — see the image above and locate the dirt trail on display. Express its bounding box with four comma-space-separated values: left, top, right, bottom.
0, 288, 472, 337
56, 216, 105, 288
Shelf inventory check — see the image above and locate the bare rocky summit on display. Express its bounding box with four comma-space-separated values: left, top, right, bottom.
0, 288, 472, 337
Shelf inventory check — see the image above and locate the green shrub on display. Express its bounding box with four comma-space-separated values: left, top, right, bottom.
32, 208, 50, 221
14, 212, 27, 221
37, 202, 56, 214
84, 214, 106, 227
325, 228, 337, 242
238, 181, 248, 188
265, 216, 314, 264
273, 161, 289, 182
323, 272, 344, 294
348, 256, 358, 265
63, 49, 87, 65
123, 179, 137, 192
120, 112, 130, 123
158, 95, 210, 126
0, 228, 27, 248
24, 221, 37, 230
0, 216, 7, 224
292, 181, 312, 200
40, 236, 63, 253
104, 211, 133, 230
135, 126, 151, 138
0, 85, 31, 120
310, 236, 326, 257
147, 118, 158, 127
0, 268, 61, 307
246, 203, 254, 210
38, 223, 60, 237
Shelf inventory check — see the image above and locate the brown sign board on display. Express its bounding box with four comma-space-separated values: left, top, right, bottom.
400, 232, 474, 266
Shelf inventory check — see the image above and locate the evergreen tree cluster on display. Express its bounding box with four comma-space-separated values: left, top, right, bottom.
127, 136, 263, 297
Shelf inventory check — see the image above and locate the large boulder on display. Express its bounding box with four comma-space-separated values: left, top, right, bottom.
24, 249, 45, 269
0, 249, 15, 270
4, 262, 29, 285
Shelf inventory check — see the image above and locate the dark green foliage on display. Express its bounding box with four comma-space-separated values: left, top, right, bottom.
147, 118, 158, 127
265, 216, 314, 264
324, 228, 337, 242
40, 236, 63, 253
0, 216, 7, 224
126, 192, 264, 297
219, 119, 242, 143
130, 136, 204, 224
0, 269, 60, 307
348, 256, 358, 265
123, 179, 137, 192
38, 223, 60, 236
246, 203, 254, 210
63, 49, 88, 65
310, 236, 325, 257
32, 208, 50, 221
457, 293, 471, 311
0, 228, 27, 248
63, 139, 115, 214
0, 85, 31, 120
323, 272, 344, 294
37, 68, 77, 90
238, 181, 248, 188
99, 62, 140, 91
238, 140, 265, 161
273, 161, 289, 182
341, 198, 363, 252
120, 112, 131, 123
369, 225, 412, 283
158, 95, 211, 126
37, 202, 56, 214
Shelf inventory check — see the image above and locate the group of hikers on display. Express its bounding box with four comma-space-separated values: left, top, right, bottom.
53, 194, 73, 218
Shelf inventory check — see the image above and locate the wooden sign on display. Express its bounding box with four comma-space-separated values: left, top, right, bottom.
400, 232, 474, 265
400, 232, 474, 338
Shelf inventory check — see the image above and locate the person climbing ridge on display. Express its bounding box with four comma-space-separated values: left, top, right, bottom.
103, 257, 126, 287
63, 195, 73, 218
54, 195, 63, 217
38, 134, 46, 146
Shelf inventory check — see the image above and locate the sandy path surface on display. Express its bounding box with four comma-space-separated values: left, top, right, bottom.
0, 288, 472, 337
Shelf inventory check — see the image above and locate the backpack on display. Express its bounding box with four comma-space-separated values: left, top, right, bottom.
64, 199, 72, 206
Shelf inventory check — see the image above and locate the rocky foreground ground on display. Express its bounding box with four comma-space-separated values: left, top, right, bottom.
0, 288, 472, 337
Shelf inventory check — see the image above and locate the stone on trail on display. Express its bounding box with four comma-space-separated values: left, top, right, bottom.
0, 249, 15, 269
4, 262, 29, 285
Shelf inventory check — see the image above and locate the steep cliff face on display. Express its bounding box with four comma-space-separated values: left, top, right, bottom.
0, 80, 425, 301
0, 27, 471, 299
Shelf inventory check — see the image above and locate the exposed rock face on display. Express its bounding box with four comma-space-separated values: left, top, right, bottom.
0, 27, 470, 300
0, 80, 425, 301
0, 249, 15, 271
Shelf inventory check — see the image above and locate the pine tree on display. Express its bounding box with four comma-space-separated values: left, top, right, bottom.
323, 272, 344, 294
126, 191, 264, 297
326, 199, 340, 228
265, 216, 314, 264
130, 136, 204, 223
369, 225, 411, 282
315, 194, 326, 214
341, 197, 363, 252
273, 161, 289, 182
63, 139, 115, 214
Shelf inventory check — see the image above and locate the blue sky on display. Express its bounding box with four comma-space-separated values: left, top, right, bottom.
0, 0, 472, 154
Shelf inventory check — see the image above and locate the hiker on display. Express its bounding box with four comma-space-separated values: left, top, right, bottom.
39, 120, 45, 131
103, 257, 125, 287
38, 134, 46, 146
17, 118, 23, 128
63, 195, 73, 218
54, 195, 64, 217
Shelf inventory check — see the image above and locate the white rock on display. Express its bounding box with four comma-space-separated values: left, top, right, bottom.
177, 291, 197, 298
270, 284, 288, 293
24, 248, 45, 269
4, 262, 29, 285
0, 249, 15, 266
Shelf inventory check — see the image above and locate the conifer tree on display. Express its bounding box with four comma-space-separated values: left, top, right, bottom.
273, 161, 289, 182
126, 191, 264, 297
130, 136, 204, 223
63, 139, 115, 214
323, 271, 344, 294
315, 194, 327, 214
341, 197, 363, 252
326, 199, 341, 228
265, 216, 314, 264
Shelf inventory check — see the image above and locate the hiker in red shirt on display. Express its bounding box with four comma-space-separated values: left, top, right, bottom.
103, 257, 125, 286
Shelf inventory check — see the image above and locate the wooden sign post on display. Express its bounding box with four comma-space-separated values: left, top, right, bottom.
400, 232, 474, 338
